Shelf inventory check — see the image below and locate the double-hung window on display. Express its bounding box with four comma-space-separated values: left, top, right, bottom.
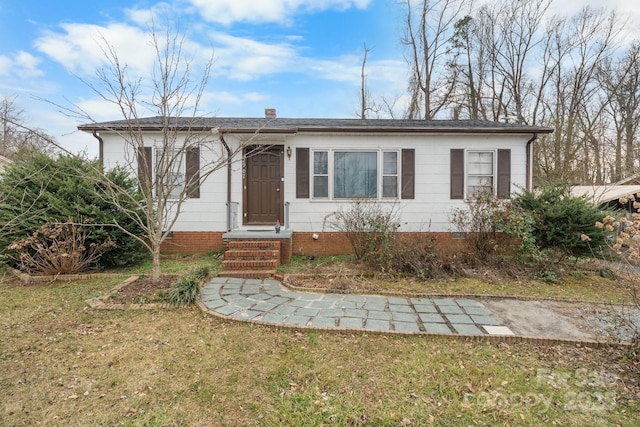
313, 151, 329, 198
137, 145, 200, 199
466, 151, 494, 197
450, 148, 511, 199
156, 148, 184, 199
311, 150, 399, 200
382, 152, 398, 198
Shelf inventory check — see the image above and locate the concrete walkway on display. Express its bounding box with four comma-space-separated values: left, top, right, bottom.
201, 277, 518, 336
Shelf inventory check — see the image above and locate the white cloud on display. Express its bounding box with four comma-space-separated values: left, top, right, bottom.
210, 32, 300, 80
244, 92, 268, 102
125, 2, 177, 27
548, 0, 640, 44
0, 50, 43, 78
74, 97, 131, 123
0, 55, 11, 76
189, 0, 371, 25
209, 91, 268, 105
207, 31, 407, 88
34, 23, 156, 76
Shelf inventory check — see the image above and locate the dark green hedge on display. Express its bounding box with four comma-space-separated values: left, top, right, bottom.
0, 151, 147, 268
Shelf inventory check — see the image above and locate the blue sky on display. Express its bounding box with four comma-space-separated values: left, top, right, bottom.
1, 0, 638, 157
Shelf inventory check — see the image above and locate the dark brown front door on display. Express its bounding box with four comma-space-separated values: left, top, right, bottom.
244, 146, 284, 225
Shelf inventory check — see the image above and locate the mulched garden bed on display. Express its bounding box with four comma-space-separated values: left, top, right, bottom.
108, 275, 178, 304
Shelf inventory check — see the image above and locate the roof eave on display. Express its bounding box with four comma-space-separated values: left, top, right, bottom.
78, 124, 554, 135
290, 126, 554, 134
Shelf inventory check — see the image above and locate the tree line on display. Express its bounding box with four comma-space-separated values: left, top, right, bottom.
394, 0, 640, 185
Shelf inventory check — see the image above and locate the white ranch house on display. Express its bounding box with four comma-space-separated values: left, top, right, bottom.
79, 112, 553, 266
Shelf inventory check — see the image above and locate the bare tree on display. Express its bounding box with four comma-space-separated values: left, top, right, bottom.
475, 0, 552, 123
599, 42, 640, 180
535, 8, 622, 182
0, 95, 55, 158
44, 22, 259, 282
358, 43, 381, 119
449, 15, 483, 120
356, 43, 401, 119
397, 0, 635, 186
402, 0, 469, 120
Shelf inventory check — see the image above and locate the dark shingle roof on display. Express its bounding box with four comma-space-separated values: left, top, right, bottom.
78, 116, 554, 134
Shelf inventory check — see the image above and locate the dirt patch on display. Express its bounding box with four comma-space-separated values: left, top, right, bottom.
107, 275, 177, 304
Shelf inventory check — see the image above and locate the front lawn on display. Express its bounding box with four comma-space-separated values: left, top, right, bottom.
280, 254, 638, 303
1, 255, 639, 426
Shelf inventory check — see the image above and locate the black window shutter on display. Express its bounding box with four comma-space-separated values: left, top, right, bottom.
401, 149, 415, 199
138, 146, 152, 195
497, 149, 511, 198
296, 148, 309, 198
186, 146, 200, 198
450, 149, 464, 199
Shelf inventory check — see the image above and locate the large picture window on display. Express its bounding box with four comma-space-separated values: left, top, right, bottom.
310, 150, 399, 200
334, 151, 377, 198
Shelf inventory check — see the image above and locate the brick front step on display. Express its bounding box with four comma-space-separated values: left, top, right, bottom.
221, 240, 281, 277
221, 259, 279, 270
224, 249, 280, 260
227, 240, 280, 250
217, 270, 276, 279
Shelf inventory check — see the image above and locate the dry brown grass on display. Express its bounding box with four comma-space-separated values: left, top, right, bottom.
281, 255, 638, 303
2, 262, 640, 426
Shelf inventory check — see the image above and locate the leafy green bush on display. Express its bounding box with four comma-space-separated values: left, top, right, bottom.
185, 264, 211, 282
0, 151, 147, 269
512, 183, 609, 257
165, 264, 211, 306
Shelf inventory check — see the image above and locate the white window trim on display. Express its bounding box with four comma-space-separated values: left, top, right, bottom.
465, 149, 497, 199
311, 148, 401, 201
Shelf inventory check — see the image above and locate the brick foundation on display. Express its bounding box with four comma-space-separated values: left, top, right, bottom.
160, 231, 465, 259
291, 231, 466, 257
160, 231, 225, 255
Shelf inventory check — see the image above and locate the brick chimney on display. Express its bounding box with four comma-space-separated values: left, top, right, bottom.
265, 108, 277, 119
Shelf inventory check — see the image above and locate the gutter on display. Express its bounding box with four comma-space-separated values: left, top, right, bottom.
526, 133, 538, 191
91, 130, 104, 165
78, 123, 554, 135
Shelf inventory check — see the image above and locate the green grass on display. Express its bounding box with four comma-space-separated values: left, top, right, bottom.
1, 256, 639, 426
110, 252, 222, 276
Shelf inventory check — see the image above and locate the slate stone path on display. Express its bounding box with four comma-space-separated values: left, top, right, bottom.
200, 277, 515, 336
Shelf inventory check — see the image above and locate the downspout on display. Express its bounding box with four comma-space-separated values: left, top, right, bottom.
91, 130, 104, 165
219, 130, 233, 231
526, 133, 538, 191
